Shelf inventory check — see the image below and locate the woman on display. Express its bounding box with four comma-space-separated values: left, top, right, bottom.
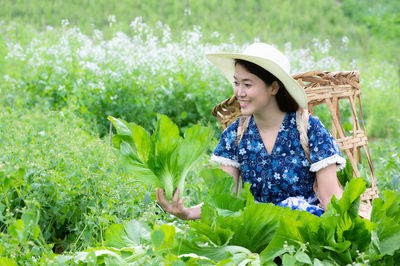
156, 43, 345, 220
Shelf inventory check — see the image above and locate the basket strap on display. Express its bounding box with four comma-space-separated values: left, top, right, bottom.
296, 109, 311, 162
235, 116, 251, 146
295, 109, 320, 199
295, 109, 344, 205
233, 116, 251, 194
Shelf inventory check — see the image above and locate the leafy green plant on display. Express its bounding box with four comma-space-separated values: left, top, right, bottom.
337, 158, 353, 187
0, 106, 155, 256
181, 167, 400, 264
47, 165, 400, 265
109, 114, 213, 201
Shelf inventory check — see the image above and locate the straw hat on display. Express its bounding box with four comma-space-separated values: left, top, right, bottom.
206, 43, 307, 109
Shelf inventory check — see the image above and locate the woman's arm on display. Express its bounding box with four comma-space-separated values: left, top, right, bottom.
316, 164, 343, 210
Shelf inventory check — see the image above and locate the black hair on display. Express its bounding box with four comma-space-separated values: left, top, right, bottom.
234, 59, 299, 112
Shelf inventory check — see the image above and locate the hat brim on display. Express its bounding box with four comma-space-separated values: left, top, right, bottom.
206, 52, 308, 109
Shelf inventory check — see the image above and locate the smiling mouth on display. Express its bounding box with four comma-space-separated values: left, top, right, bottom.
238, 100, 250, 108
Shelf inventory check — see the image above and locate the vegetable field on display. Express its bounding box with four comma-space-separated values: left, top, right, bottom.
1, 0, 399, 265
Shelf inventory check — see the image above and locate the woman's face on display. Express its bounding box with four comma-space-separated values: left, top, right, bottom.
233, 63, 277, 116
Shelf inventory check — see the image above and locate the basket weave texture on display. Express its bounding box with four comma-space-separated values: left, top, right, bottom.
212, 70, 379, 213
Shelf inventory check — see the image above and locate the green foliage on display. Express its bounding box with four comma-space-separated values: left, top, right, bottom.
0, 106, 158, 259
1, 22, 231, 136
56, 167, 400, 264
109, 114, 213, 201
336, 158, 353, 187
2, 19, 399, 140
1, 0, 399, 62
369, 138, 400, 193
186, 170, 400, 264
341, 0, 400, 40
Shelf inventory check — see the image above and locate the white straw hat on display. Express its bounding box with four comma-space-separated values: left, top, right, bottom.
206, 43, 307, 109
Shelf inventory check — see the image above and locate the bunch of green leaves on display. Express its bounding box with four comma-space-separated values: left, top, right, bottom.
52, 166, 400, 265
260, 178, 371, 264
175, 167, 400, 265
50, 220, 153, 265
337, 158, 353, 187
50, 219, 225, 265
365, 190, 400, 264
181, 167, 308, 263
261, 179, 400, 265
109, 114, 213, 201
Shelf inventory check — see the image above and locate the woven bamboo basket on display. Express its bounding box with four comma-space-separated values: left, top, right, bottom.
212, 70, 379, 217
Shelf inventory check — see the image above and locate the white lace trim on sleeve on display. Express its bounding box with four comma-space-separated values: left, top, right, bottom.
310, 154, 346, 172
210, 155, 240, 168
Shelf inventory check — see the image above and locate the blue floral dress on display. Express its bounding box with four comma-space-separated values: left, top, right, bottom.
211, 112, 345, 216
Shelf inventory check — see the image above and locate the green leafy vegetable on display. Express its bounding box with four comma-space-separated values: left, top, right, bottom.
365, 190, 400, 263
108, 114, 213, 201
190, 167, 302, 254
260, 178, 374, 264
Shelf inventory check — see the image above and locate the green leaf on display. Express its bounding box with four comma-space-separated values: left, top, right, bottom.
313, 258, 326, 266
151, 224, 176, 250
21, 210, 40, 239
119, 141, 160, 186
123, 220, 151, 245
172, 124, 213, 195
337, 158, 353, 187
371, 190, 400, 222
368, 190, 400, 259
151, 229, 165, 249
176, 239, 253, 264
68, 250, 127, 265
149, 114, 181, 168
192, 168, 288, 256
282, 254, 296, 266
225, 202, 285, 254
260, 210, 319, 263
0, 257, 18, 266
105, 220, 152, 250
108, 116, 131, 136
129, 123, 151, 163
200, 167, 246, 212
105, 224, 130, 249
190, 203, 234, 246
325, 178, 366, 219
8, 219, 25, 242
295, 251, 312, 264
119, 140, 140, 163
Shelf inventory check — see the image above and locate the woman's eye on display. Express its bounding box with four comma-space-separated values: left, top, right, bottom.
245, 83, 252, 87
233, 81, 239, 86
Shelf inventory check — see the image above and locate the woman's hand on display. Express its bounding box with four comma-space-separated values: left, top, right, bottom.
156, 188, 203, 220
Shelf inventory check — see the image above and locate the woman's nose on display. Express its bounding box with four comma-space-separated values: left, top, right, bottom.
235, 85, 246, 97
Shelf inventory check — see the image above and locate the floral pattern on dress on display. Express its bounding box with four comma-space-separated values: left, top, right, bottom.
212, 112, 345, 212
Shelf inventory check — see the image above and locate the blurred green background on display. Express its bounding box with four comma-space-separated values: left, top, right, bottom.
1, 0, 399, 61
